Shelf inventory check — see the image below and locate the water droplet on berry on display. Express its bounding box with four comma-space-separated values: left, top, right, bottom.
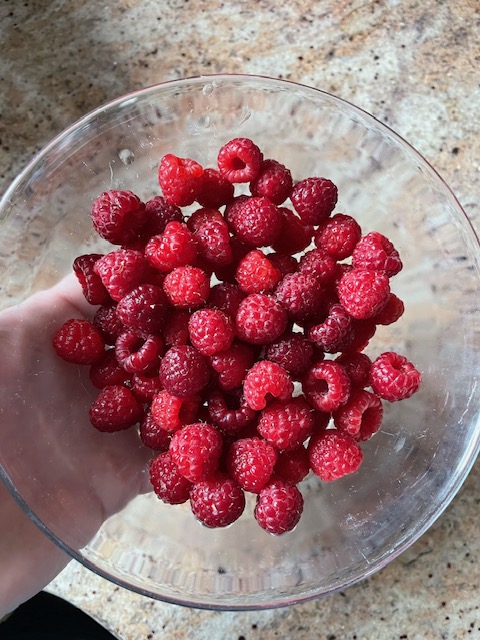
119, 149, 135, 165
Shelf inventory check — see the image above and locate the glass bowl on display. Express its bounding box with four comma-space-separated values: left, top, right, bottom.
1, 74, 479, 610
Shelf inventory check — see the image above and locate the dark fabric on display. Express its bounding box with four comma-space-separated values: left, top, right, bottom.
1, 591, 116, 640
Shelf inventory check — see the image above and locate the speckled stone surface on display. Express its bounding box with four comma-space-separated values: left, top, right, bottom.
1, 0, 479, 638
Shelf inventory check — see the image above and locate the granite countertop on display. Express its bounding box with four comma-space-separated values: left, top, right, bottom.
1, 0, 479, 638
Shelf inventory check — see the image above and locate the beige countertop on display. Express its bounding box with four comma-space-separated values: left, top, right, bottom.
1, 1, 479, 638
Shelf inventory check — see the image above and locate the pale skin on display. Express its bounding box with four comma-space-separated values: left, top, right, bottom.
0, 276, 151, 617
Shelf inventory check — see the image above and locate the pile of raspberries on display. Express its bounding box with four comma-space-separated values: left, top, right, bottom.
53, 137, 421, 535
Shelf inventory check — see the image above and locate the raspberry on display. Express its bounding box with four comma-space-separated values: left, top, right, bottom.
169, 423, 223, 482
190, 474, 245, 528
314, 213, 362, 260
89, 349, 131, 389
224, 194, 249, 230
273, 446, 310, 485
207, 389, 257, 435
265, 332, 314, 378
249, 159, 293, 205
267, 253, 298, 278
73, 254, 111, 305
290, 177, 338, 226
53, 318, 105, 365
352, 231, 403, 277
187, 208, 233, 267
142, 195, 183, 238
274, 271, 324, 323
163, 265, 210, 309
93, 304, 124, 345
235, 293, 288, 345
158, 153, 204, 206
91, 190, 147, 245
115, 330, 163, 374
140, 411, 171, 451
196, 168, 235, 208
334, 352, 372, 388
162, 309, 190, 347
337, 268, 390, 320
333, 389, 383, 441
208, 283, 246, 319
89, 385, 143, 432
371, 293, 405, 325
217, 137, 263, 183
231, 196, 282, 247
243, 360, 293, 411
307, 303, 353, 353
308, 431, 363, 482
254, 479, 303, 535
145, 221, 198, 273
131, 371, 164, 403
369, 351, 422, 402
298, 248, 338, 286
94, 249, 149, 302
159, 345, 210, 398
271, 207, 314, 255
149, 451, 192, 504
151, 390, 201, 433
116, 284, 170, 334
302, 360, 351, 412
343, 319, 377, 353
257, 397, 314, 451
188, 308, 235, 356
214, 236, 250, 283
236, 250, 282, 294
226, 437, 277, 493
209, 341, 256, 391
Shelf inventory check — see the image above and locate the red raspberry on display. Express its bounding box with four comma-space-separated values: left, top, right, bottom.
169, 423, 223, 482
302, 360, 351, 412
149, 451, 192, 504
314, 213, 362, 260
158, 153, 204, 206
151, 390, 201, 433
73, 254, 111, 306
190, 474, 245, 528
333, 389, 383, 441
89, 385, 143, 432
163, 266, 210, 309
224, 194, 249, 230
208, 283, 246, 319
94, 249, 149, 302
231, 196, 282, 247
207, 389, 257, 435
254, 479, 303, 535
162, 309, 190, 347
142, 195, 183, 238
115, 330, 163, 374
334, 352, 372, 388
298, 248, 338, 286
274, 272, 324, 323
217, 138, 263, 183
265, 332, 314, 378
267, 253, 298, 278
116, 284, 170, 334
159, 345, 210, 398
131, 371, 163, 403
91, 190, 147, 245
369, 352, 422, 402
271, 207, 314, 255
290, 177, 338, 226
337, 268, 390, 320
145, 221, 198, 273
274, 446, 310, 485
140, 411, 171, 451
187, 207, 233, 267
196, 167, 235, 208
89, 349, 131, 389
214, 236, 250, 283
53, 318, 105, 365
313, 409, 331, 434
188, 308, 235, 356
235, 293, 288, 345
343, 319, 377, 353
236, 250, 282, 294
257, 397, 314, 451
307, 303, 353, 353
249, 159, 293, 205
308, 430, 363, 482
226, 437, 277, 493
209, 341, 256, 391
93, 304, 124, 345
243, 360, 293, 411
352, 231, 403, 277
371, 293, 405, 325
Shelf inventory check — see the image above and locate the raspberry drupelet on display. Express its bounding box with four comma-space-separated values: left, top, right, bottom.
254, 479, 304, 535
158, 154, 204, 207
53, 318, 105, 365
243, 360, 294, 411
369, 351, 422, 402
91, 190, 147, 245
169, 422, 223, 483
190, 474, 246, 528
217, 137, 263, 183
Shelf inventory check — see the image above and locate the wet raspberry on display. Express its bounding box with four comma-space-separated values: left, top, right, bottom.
337, 268, 390, 320
142, 195, 183, 238
271, 207, 314, 255
151, 389, 201, 433
243, 360, 294, 411
273, 446, 310, 485
257, 397, 314, 451
333, 389, 383, 441
308, 430, 363, 482
249, 159, 293, 205
207, 389, 257, 435
190, 474, 245, 528
369, 351, 422, 402
231, 196, 282, 247
274, 271, 324, 323
73, 254, 111, 306
352, 231, 403, 277
298, 248, 338, 286
115, 330, 163, 374
236, 250, 282, 294
209, 341, 256, 391
93, 304, 125, 345
371, 293, 405, 325
254, 479, 303, 535
145, 221, 198, 273
235, 293, 288, 345
307, 303, 354, 353
116, 284, 170, 334
149, 451, 192, 504
208, 283, 246, 319
169, 422, 223, 482
53, 318, 105, 365
267, 253, 298, 278
89, 349, 131, 389
140, 411, 171, 451
334, 352, 372, 388
187, 207, 233, 267
188, 308, 235, 356
163, 265, 210, 309
226, 437, 277, 493
89, 385, 143, 432
217, 137, 263, 183
265, 332, 314, 378
94, 249, 149, 302
158, 153, 204, 206
159, 345, 210, 398
314, 213, 362, 260
91, 190, 147, 245
290, 177, 338, 226
302, 360, 351, 412
196, 167, 235, 208
162, 309, 191, 347
131, 371, 164, 403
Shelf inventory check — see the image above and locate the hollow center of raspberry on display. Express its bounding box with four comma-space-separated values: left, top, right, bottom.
230, 157, 246, 171
316, 380, 329, 395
